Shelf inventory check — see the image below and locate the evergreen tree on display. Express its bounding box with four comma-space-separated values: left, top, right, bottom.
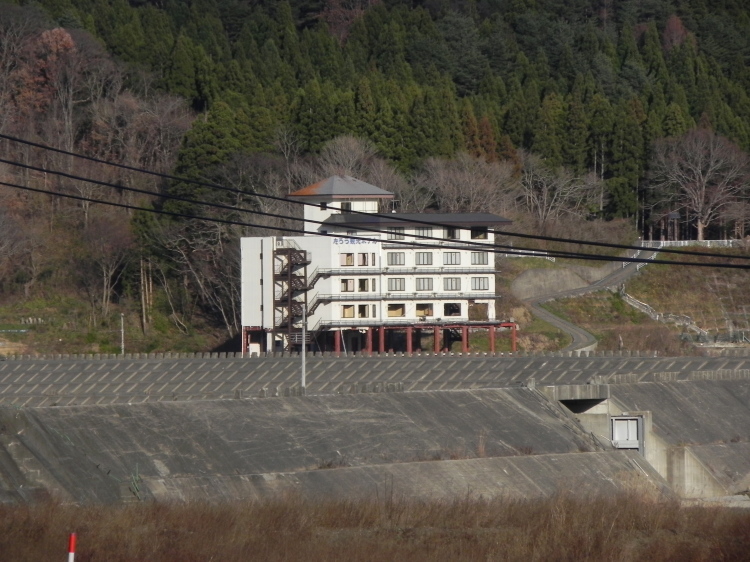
140, 6, 175, 77
534, 92, 565, 168
607, 98, 645, 219
640, 21, 669, 84
461, 99, 483, 159
662, 101, 691, 137
478, 115, 499, 162
563, 93, 589, 175
166, 101, 246, 215
587, 93, 613, 183
165, 34, 197, 101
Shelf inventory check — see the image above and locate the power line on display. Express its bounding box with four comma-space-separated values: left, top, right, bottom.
1, 179, 749, 270
2, 155, 747, 267
0, 155, 600, 260
1, 132, 748, 262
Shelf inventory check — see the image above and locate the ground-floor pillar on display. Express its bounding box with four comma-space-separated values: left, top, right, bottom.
334, 329, 341, 356
366, 327, 373, 355
433, 326, 440, 352
406, 326, 413, 354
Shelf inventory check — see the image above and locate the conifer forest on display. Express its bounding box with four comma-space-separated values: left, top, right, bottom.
0, 0, 749, 346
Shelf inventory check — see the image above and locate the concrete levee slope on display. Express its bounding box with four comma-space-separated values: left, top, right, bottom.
0, 388, 602, 503
610, 380, 750, 446
2, 355, 750, 405
688, 442, 750, 495
141, 451, 672, 502
606, 379, 750, 498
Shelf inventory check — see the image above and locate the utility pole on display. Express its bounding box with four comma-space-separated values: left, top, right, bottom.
120, 313, 125, 355
301, 304, 306, 393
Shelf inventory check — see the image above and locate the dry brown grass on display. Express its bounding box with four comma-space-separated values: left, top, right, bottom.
628, 249, 750, 336
545, 293, 698, 355
0, 492, 748, 561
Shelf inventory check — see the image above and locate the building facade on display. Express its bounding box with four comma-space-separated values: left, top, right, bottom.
241, 176, 516, 354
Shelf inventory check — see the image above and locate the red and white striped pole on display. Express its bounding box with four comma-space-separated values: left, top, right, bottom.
68, 533, 76, 562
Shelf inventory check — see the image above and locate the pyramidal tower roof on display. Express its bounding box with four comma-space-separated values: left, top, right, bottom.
288, 176, 394, 199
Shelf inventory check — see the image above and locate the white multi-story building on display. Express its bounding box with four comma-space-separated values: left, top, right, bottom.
241, 176, 516, 354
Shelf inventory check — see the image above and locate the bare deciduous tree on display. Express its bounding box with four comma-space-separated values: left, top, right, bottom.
415, 153, 519, 215
317, 135, 378, 178
216, 152, 297, 236
519, 151, 600, 232
79, 211, 133, 322
156, 220, 242, 338
649, 128, 749, 241
0, 208, 25, 273
0, 5, 45, 134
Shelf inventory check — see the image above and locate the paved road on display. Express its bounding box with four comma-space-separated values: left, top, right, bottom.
524, 251, 659, 352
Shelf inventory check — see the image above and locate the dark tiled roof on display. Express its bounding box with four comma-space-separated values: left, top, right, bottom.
289, 176, 393, 198
322, 212, 512, 227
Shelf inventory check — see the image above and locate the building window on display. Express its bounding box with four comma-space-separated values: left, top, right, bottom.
443, 277, 461, 291
341, 279, 354, 292
415, 252, 433, 265
416, 303, 433, 317
347, 230, 356, 236
358, 253, 369, 266
388, 278, 406, 291
415, 227, 432, 238
358, 305, 369, 318
443, 252, 461, 265
340, 253, 354, 266
471, 252, 489, 265
371, 278, 377, 292
388, 304, 405, 317
358, 279, 369, 292
444, 303, 461, 316
387, 227, 405, 240
372, 305, 377, 317
471, 277, 489, 290
471, 226, 488, 239
387, 252, 405, 265
445, 227, 458, 240
416, 278, 433, 291
342, 305, 354, 318
341, 202, 352, 212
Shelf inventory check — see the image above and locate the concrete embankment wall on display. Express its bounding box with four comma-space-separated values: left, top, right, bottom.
603, 379, 750, 498
141, 451, 671, 503
2, 354, 750, 407
0, 388, 602, 503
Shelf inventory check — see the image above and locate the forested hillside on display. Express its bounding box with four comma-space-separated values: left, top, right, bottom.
0, 0, 749, 351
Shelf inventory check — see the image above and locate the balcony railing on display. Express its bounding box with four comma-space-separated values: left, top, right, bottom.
382, 239, 494, 249
309, 292, 500, 306
311, 317, 511, 330
313, 266, 496, 276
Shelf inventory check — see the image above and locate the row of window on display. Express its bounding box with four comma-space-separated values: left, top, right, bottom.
340, 277, 491, 292
340, 252, 376, 267
386, 226, 488, 240
341, 278, 376, 292
387, 251, 489, 266
338, 251, 490, 267
341, 303, 462, 318
387, 277, 489, 291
